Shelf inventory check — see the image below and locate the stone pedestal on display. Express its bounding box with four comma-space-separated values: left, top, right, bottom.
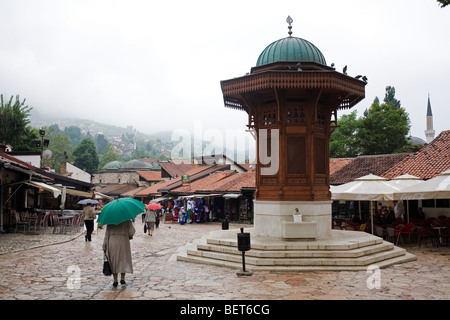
253, 200, 332, 239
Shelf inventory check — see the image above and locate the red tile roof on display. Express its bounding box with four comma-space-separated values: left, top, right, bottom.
330, 158, 354, 175
330, 153, 411, 185
206, 169, 256, 192
158, 161, 198, 178
96, 184, 137, 196
136, 165, 229, 196
171, 170, 236, 194
137, 171, 161, 182
383, 130, 450, 180
135, 179, 176, 197
0, 152, 53, 181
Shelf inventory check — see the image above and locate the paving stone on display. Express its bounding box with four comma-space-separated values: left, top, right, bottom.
0, 220, 448, 301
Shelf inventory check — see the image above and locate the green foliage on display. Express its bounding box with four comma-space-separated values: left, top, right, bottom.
63, 126, 83, 147
329, 110, 361, 157
41, 126, 75, 172
0, 94, 39, 150
95, 134, 109, 155
437, 0, 450, 8
73, 138, 99, 174
330, 86, 411, 157
99, 143, 120, 169
357, 97, 410, 155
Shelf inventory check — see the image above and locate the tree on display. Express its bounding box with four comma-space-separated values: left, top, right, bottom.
357, 93, 411, 155
64, 126, 83, 147
41, 126, 75, 172
95, 133, 109, 155
330, 86, 411, 157
329, 110, 361, 157
99, 143, 120, 169
0, 94, 38, 150
383, 86, 401, 109
437, 0, 449, 8
73, 138, 99, 174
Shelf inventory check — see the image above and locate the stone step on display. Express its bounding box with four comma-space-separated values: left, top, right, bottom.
185, 244, 407, 267
175, 228, 417, 272
205, 229, 384, 251
197, 241, 394, 259
176, 250, 417, 271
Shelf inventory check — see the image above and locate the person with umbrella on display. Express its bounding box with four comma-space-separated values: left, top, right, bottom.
82, 203, 97, 242
99, 198, 143, 287
144, 203, 161, 236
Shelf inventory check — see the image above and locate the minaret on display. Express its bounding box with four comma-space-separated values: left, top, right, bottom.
425, 94, 435, 143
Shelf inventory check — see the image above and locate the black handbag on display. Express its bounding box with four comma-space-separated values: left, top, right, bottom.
144, 224, 147, 233
103, 253, 112, 276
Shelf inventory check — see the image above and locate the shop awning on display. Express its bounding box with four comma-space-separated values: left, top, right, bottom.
150, 196, 174, 203
223, 193, 241, 199
57, 187, 93, 198
25, 181, 61, 198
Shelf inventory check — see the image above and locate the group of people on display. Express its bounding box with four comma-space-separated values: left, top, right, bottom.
165, 198, 222, 224
374, 201, 426, 227
374, 205, 396, 226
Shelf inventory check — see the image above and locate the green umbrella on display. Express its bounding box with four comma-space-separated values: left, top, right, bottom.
97, 197, 145, 225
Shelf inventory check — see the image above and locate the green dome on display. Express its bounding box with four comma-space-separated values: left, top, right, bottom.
103, 161, 123, 169
256, 36, 326, 66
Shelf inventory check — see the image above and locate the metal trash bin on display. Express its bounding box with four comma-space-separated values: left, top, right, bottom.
222, 218, 229, 230
237, 228, 251, 252
236, 227, 252, 276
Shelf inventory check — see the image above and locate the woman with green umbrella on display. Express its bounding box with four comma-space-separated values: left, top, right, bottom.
100, 198, 144, 287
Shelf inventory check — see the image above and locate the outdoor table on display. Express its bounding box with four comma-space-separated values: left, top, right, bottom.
432, 226, 448, 247
53, 215, 75, 234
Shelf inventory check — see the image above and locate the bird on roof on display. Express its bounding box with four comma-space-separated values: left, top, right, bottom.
362, 76, 368, 82
343, 65, 347, 75
355, 75, 362, 79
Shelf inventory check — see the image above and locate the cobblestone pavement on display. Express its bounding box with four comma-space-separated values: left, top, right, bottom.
0, 219, 448, 302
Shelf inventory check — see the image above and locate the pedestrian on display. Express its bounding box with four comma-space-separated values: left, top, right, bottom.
144, 209, 157, 236
155, 210, 160, 228
82, 203, 96, 241
102, 219, 136, 287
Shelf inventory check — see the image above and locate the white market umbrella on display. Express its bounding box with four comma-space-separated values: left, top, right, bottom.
387, 174, 423, 223
331, 174, 400, 202
331, 174, 402, 234
393, 169, 450, 201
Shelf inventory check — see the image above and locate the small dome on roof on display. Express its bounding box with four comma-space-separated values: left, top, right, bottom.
408, 136, 426, 145
103, 161, 123, 169
123, 159, 152, 169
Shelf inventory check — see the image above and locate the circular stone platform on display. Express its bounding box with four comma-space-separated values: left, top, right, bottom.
176, 228, 417, 272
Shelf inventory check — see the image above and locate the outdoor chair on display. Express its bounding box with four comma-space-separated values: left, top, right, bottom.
31, 212, 45, 233
13, 211, 30, 233
386, 227, 401, 245
416, 226, 435, 247
401, 223, 416, 244
375, 226, 387, 239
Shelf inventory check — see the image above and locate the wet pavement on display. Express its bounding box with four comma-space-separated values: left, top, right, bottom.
0, 218, 448, 303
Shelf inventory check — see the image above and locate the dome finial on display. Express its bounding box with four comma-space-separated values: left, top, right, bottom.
286, 16, 293, 37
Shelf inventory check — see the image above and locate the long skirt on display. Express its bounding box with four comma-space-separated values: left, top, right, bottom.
106, 234, 133, 274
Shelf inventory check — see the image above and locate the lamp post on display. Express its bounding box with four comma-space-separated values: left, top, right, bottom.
34, 129, 50, 167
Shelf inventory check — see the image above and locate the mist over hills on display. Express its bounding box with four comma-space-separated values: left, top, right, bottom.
30, 108, 171, 142
29, 108, 255, 162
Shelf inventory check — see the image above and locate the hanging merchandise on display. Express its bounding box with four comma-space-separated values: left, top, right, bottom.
179, 206, 186, 225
